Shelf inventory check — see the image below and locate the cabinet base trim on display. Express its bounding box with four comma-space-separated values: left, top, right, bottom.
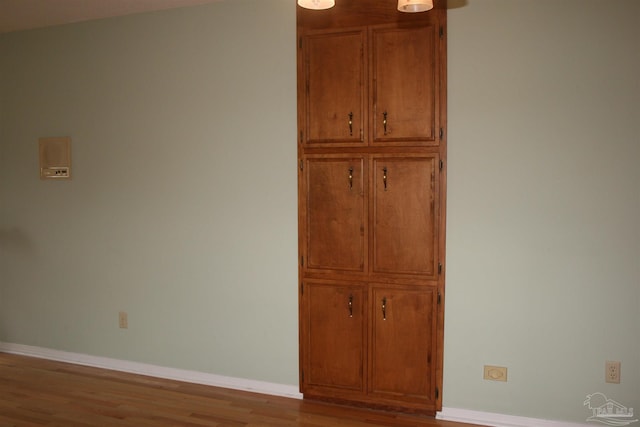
0, 341, 302, 400
303, 393, 437, 416
437, 407, 591, 427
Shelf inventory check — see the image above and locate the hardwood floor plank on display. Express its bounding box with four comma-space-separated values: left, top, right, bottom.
0, 353, 481, 427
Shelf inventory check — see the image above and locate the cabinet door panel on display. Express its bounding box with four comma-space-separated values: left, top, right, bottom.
370, 286, 436, 400
371, 25, 437, 143
372, 156, 438, 277
303, 282, 365, 391
304, 157, 366, 273
304, 30, 365, 145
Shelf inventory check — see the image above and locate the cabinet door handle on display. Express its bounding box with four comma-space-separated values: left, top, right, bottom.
381, 297, 387, 320
348, 167, 354, 190
383, 111, 388, 135
348, 294, 353, 317
348, 112, 354, 136
382, 167, 388, 191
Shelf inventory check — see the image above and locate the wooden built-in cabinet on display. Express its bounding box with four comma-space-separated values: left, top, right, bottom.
297, 0, 447, 415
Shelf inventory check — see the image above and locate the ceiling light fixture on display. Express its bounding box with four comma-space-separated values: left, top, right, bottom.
297, 0, 335, 10
297, 0, 434, 12
397, 0, 434, 12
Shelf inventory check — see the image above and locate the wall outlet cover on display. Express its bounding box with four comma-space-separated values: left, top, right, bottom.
118, 311, 128, 329
484, 365, 507, 382
605, 361, 620, 384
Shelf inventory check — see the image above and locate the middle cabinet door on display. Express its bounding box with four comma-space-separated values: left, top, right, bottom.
302, 156, 367, 274
371, 154, 439, 278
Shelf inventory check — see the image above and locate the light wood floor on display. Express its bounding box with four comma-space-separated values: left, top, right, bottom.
0, 352, 480, 427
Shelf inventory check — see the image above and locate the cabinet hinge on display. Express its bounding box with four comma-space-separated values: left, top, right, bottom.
438, 262, 442, 274
439, 128, 443, 140
299, 159, 303, 171
299, 131, 304, 144
435, 387, 439, 400
437, 292, 441, 305
439, 160, 443, 171
301, 282, 304, 295
439, 26, 444, 39
301, 256, 304, 266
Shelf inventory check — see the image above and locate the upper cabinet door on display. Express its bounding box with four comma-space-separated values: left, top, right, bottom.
302, 30, 366, 146
371, 25, 438, 145
371, 155, 439, 278
302, 156, 367, 274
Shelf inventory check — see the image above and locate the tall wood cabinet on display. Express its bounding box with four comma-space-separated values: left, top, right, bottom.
297, 0, 447, 415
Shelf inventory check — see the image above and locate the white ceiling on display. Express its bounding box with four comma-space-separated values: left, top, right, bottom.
0, 0, 224, 34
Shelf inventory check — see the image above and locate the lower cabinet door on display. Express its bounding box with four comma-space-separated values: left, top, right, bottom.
369, 285, 437, 404
302, 281, 365, 393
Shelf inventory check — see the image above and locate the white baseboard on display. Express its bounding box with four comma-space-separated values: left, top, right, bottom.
0, 342, 593, 427
0, 341, 302, 400
437, 407, 592, 427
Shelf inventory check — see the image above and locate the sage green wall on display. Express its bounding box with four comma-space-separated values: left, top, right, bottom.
444, 0, 640, 422
0, 0, 638, 424
0, 0, 298, 384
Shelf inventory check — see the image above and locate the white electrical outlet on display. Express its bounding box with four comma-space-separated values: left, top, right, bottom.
605, 361, 620, 384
